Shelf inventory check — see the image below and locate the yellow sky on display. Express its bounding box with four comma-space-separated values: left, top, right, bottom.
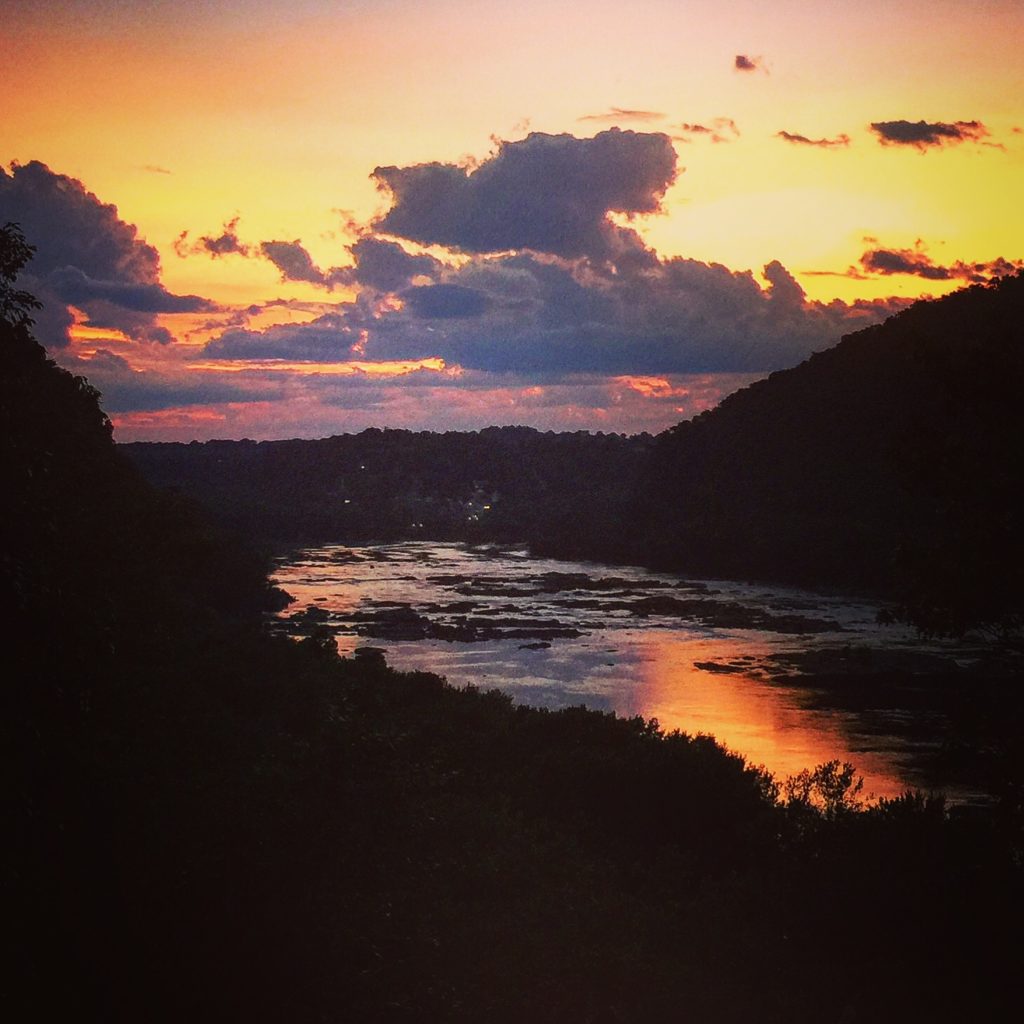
4, 1, 1024, 438
6, 0, 1021, 305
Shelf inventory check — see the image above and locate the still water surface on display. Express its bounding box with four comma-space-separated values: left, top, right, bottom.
271, 541, 989, 802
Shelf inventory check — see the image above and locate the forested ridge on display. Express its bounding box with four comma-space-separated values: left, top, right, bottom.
126, 425, 651, 561
634, 271, 1024, 636
5, 226, 1023, 1021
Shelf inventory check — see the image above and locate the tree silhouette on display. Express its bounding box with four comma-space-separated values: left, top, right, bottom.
0, 222, 42, 327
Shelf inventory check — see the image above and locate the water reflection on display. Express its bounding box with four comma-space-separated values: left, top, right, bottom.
618, 632, 913, 799
272, 541, 971, 801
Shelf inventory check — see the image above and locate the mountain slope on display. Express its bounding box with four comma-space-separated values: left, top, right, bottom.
633, 272, 1024, 632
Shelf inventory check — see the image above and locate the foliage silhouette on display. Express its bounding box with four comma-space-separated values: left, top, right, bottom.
0, 222, 42, 326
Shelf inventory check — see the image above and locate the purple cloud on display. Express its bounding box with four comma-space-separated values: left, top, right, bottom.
0, 160, 214, 345
371, 128, 678, 261
674, 118, 741, 144
776, 131, 851, 149
578, 108, 666, 124
734, 54, 767, 73
259, 239, 348, 289
869, 119, 991, 150
860, 246, 1022, 282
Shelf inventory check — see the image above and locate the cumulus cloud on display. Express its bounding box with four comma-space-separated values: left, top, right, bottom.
371, 128, 679, 261
777, 130, 851, 149
674, 119, 741, 144
734, 54, 767, 73
203, 249, 904, 378
0, 160, 214, 346
869, 119, 991, 150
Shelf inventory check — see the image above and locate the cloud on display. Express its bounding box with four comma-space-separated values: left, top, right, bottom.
259, 239, 349, 289
776, 130, 851, 149
859, 246, 1022, 282
173, 222, 439, 295
371, 128, 679, 261
142, 165, 172, 175
402, 283, 489, 319
674, 118, 740, 144
347, 236, 441, 292
869, 119, 991, 150
204, 312, 362, 361
47, 266, 214, 315
0, 160, 214, 345
578, 108, 666, 124
734, 54, 767, 73
55, 348, 279, 413
175, 216, 252, 258
203, 248, 904, 378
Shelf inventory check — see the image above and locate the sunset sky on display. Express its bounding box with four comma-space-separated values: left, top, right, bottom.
4, 0, 1023, 440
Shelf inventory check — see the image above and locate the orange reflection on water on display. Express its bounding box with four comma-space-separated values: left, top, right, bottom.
612, 631, 912, 800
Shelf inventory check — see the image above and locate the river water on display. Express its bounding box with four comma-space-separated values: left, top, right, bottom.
270, 541, 1001, 802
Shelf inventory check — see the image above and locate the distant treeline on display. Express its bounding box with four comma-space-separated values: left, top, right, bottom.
124, 425, 653, 560
125, 271, 1024, 635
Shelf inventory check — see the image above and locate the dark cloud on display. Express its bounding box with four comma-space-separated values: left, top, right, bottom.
777, 130, 851, 149
175, 225, 440, 295
204, 312, 361, 361
674, 119, 740, 144
869, 119, 991, 150
371, 128, 678, 261
47, 266, 213, 315
142, 165, 172, 175
0, 160, 214, 345
734, 54, 766, 73
861, 248, 952, 280
347, 236, 441, 292
260, 240, 327, 284
55, 349, 278, 413
204, 250, 904, 378
402, 283, 489, 319
259, 239, 348, 289
578, 108, 666, 124
176, 216, 252, 258
859, 246, 1022, 282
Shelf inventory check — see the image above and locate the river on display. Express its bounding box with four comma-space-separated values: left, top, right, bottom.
270, 540, 1007, 802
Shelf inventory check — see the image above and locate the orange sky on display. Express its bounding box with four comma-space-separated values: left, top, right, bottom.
4, 0, 1023, 439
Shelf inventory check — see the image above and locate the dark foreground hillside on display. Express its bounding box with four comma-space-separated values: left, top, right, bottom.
4, 239, 1023, 1019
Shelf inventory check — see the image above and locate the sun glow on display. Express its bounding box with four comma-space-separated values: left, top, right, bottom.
187, 357, 452, 377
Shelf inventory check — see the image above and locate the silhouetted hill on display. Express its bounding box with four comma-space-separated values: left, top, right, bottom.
633, 272, 1024, 633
